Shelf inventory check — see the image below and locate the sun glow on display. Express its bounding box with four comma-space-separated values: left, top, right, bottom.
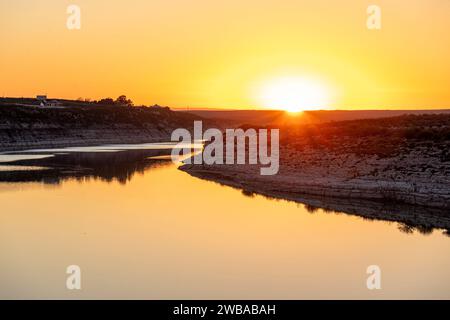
259, 77, 331, 112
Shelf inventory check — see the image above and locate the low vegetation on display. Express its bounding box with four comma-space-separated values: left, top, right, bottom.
273, 114, 450, 157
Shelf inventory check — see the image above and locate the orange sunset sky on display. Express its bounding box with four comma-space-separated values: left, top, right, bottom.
0, 0, 449, 110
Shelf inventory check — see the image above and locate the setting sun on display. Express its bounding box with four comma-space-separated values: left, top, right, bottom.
258, 77, 331, 112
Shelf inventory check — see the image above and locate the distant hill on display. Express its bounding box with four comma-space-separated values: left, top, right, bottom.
183, 109, 450, 127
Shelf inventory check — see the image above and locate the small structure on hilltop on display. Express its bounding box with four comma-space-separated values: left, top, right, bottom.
36, 95, 47, 107
48, 100, 62, 107
36, 95, 62, 107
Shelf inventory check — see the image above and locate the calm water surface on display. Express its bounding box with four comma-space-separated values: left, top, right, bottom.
0, 144, 449, 299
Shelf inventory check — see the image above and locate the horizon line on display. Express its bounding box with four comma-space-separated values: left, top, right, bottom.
2, 96, 450, 112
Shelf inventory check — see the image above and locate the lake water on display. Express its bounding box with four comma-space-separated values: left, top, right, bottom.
0, 143, 449, 299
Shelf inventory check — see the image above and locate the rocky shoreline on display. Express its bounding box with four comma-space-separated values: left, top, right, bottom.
179, 115, 450, 211
179, 141, 450, 210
